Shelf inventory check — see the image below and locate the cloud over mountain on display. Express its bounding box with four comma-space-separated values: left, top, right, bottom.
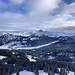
0, 0, 75, 32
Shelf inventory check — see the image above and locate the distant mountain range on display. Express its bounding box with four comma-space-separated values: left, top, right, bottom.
0, 30, 75, 50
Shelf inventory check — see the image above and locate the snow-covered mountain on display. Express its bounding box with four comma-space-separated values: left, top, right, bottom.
32, 30, 75, 37
0, 30, 75, 50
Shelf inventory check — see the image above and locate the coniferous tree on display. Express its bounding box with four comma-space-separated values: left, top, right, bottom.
16, 72, 19, 75
34, 69, 39, 75
48, 65, 53, 75
66, 65, 69, 73
43, 63, 48, 73
0, 68, 2, 75
2, 65, 6, 75
34, 63, 39, 75
60, 68, 67, 75
15, 63, 19, 75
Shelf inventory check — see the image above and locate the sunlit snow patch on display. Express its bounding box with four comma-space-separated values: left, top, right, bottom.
0, 56, 6, 60
27, 55, 36, 62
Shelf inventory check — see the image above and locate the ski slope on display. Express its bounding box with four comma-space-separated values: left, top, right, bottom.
16, 40, 58, 50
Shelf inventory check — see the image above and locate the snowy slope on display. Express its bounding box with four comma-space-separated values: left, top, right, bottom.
27, 55, 36, 62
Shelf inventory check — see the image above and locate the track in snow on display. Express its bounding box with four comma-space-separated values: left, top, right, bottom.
16, 40, 58, 50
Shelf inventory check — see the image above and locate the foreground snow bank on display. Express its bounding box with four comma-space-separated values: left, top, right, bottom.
11, 70, 74, 75
11, 70, 35, 75
11, 70, 55, 75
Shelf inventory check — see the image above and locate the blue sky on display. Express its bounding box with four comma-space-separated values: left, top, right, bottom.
0, 0, 75, 32
63, 0, 75, 4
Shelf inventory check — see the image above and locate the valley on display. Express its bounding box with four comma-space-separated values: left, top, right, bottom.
0, 30, 75, 75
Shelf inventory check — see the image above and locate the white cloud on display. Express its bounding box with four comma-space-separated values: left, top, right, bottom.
0, 12, 26, 22
49, 14, 75, 27
28, 0, 61, 16
0, 11, 42, 31
0, 1, 7, 7
0, 1, 4, 7
62, 2, 75, 14
39, 2, 75, 30
0, 0, 75, 32
25, 0, 62, 30
10, 0, 25, 5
